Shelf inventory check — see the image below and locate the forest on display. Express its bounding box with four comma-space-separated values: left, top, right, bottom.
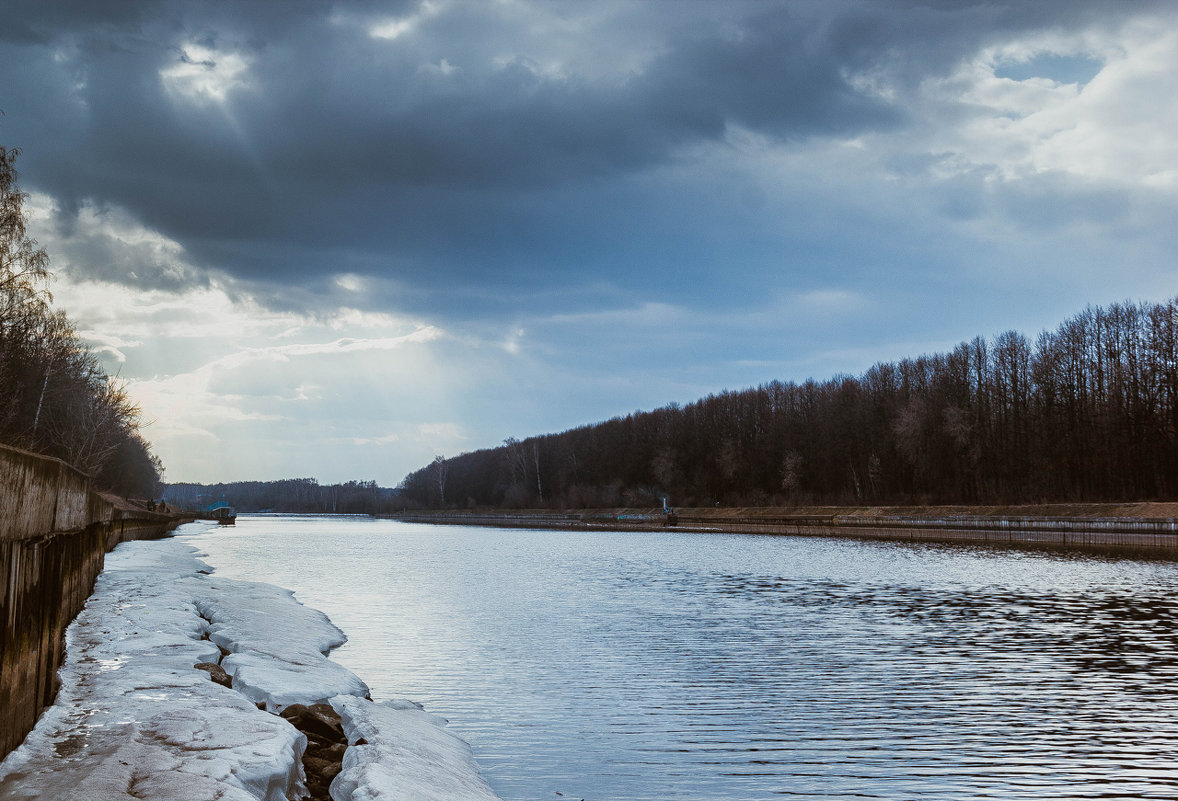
0, 147, 162, 497
163, 478, 400, 515
400, 297, 1178, 510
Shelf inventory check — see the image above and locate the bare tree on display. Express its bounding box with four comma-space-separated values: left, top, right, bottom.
432, 455, 448, 508
397, 297, 1178, 509
0, 145, 162, 495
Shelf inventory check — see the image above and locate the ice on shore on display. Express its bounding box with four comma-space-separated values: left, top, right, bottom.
0, 537, 363, 800
0, 539, 310, 800
329, 695, 502, 801
0, 533, 503, 801
195, 577, 370, 712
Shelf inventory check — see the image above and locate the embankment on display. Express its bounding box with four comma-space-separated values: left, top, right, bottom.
389, 502, 1178, 552
0, 442, 185, 760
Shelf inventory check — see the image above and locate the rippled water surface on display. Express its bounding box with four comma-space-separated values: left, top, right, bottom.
177, 516, 1178, 800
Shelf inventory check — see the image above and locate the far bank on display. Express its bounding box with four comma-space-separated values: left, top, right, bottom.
385, 502, 1178, 553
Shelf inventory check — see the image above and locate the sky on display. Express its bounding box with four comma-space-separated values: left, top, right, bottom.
1, 0, 1176, 486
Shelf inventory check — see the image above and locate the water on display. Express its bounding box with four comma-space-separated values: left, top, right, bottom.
176, 516, 1178, 800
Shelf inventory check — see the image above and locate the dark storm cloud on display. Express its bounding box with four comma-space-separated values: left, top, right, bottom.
0, 0, 1155, 301
0, 0, 355, 44
0, 0, 156, 43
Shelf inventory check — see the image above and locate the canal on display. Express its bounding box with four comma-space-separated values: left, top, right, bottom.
179, 516, 1178, 800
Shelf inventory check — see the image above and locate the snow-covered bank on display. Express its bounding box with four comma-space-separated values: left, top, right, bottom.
330, 696, 501, 801
194, 578, 369, 713
0, 533, 504, 800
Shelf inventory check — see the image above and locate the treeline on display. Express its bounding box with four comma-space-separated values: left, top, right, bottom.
401, 298, 1178, 509
0, 146, 162, 497
164, 478, 401, 515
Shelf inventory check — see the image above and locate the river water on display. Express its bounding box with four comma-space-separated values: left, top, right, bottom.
175, 516, 1178, 800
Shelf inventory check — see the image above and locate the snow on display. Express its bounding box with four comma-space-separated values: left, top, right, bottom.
0, 531, 505, 801
0, 538, 308, 801
329, 696, 502, 801
195, 577, 370, 711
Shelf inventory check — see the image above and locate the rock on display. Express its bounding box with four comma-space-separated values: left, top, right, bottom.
193, 662, 232, 688
304, 731, 337, 750
280, 702, 346, 743
308, 703, 342, 726
305, 703, 346, 742
302, 753, 340, 801
278, 702, 349, 800
321, 742, 347, 761
303, 756, 334, 775
278, 703, 309, 722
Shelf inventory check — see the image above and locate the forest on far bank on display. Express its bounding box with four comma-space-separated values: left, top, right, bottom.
0, 146, 162, 497
163, 478, 400, 515
400, 297, 1178, 511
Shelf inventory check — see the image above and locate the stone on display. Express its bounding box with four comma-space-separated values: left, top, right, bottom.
280, 702, 346, 744
194, 661, 232, 688
278, 703, 309, 722
321, 742, 347, 760
302, 756, 334, 775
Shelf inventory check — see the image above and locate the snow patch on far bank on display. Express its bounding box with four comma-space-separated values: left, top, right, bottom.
329, 695, 502, 801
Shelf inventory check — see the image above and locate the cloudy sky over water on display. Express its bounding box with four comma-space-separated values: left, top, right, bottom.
2, 0, 1176, 485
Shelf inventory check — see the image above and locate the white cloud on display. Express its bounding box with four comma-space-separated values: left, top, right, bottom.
334, 273, 365, 293
416, 422, 467, 445
206, 327, 444, 368
351, 433, 400, 446
26, 193, 205, 290
122, 318, 448, 482
542, 301, 685, 328
418, 58, 461, 77
369, 1, 444, 41
160, 43, 251, 104
33, 250, 457, 483
371, 17, 415, 40
920, 18, 1178, 190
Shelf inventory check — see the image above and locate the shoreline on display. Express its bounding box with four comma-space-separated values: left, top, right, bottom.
0, 527, 504, 801
0, 442, 191, 764
385, 502, 1178, 553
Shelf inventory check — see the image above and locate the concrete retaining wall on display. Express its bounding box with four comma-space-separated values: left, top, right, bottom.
0, 444, 109, 543
0, 443, 181, 760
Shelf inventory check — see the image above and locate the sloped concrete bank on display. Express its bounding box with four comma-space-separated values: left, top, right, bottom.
0, 443, 185, 760
389, 503, 1178, 552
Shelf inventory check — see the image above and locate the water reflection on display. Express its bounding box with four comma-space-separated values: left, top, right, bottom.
179, 519, 1178, 801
